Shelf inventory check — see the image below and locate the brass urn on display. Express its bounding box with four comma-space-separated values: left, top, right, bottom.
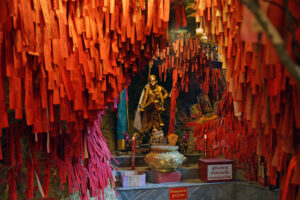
144, 145, 184, 172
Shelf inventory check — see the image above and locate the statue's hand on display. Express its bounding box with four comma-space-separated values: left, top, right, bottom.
139, 104, 145, 111
160, 103, 165, 111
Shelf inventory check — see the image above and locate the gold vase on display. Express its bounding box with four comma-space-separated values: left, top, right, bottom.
145, 145, 185, 172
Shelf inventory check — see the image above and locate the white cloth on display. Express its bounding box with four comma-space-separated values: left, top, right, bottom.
133, 87, 146, 131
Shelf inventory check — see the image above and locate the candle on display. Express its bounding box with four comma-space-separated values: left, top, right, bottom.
204, 134, 207, 159
131, 136, 136, 170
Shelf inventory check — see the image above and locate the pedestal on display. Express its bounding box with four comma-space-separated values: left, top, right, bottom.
146, 170, 182, 183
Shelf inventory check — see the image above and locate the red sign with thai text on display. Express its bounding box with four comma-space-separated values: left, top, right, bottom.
169, 187, 188, 200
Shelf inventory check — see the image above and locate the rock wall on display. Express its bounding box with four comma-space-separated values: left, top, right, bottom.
101, 109, 117, 153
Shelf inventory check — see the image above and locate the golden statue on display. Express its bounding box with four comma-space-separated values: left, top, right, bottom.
138, 75, 169, 143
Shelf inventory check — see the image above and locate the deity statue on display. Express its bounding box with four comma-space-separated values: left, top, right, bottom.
136, 75, 169, 145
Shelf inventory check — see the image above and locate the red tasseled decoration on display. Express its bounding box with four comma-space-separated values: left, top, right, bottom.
181, 5, 187, 27
269, 166, 277, 186
15, 125, 22, 165
0, 139, 2, 160
168, 85, 179, 135
175, 5, 181, 29
8, 169, 17, 200
27, 160, 34, 199
0, 0, 176, 198
282, 156, 297, 200
159, 64, 162, 82
67, 170, 74, 194
8, 127, 15, 167
292, 87, 300, 129
0, 129, 2, 160
43, 162, 50, 198
58, 164, 67, 190
175, 4, 186, 29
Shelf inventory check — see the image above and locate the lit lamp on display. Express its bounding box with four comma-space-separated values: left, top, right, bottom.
201, 35, 208, 43
196, 27, 204, 36
196, 27, 209, 44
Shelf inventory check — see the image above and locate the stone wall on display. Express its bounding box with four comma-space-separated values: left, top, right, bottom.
101, 109, 117, 153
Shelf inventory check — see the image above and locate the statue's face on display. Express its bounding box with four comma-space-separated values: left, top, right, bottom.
149, 75, 157, 87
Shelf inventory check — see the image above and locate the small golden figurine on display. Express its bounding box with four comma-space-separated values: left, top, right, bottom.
138, 75, 169, 145
168, 133, 178, 146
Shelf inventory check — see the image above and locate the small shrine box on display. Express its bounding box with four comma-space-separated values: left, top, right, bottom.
146, 170, 182, 183
198, 159, 233, 182
120, 170, 146, 188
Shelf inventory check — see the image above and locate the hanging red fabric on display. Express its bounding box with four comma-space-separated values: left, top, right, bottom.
8, 169, 17, 200
168, 85, 179, 135
282, 156, 298, 200
26, 159, 34, 199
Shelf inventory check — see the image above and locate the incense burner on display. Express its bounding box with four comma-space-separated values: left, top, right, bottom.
145, 145, 184, 172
